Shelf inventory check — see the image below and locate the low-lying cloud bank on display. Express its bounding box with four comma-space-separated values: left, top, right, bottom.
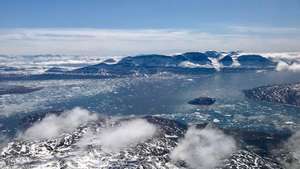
77, 118, 157, 152
276, 61, 300, 72
20, 107, 98, 140
1, 28, 299, 56
170, 126, 237, 169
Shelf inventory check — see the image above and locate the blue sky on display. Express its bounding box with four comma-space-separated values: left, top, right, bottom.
1, 0, 300, 29
0, 0, 299, 55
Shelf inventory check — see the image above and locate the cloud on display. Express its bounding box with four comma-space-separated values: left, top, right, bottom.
170, 126, 237, 169
77, 119, 157, 152
0, 28, 299, 56
229, 26, 300, 34
276, 61, 300, 72
283, 131, 300, 168
178, 61, 212, 68
261, 52, 300, 61
20, 107, 98, 140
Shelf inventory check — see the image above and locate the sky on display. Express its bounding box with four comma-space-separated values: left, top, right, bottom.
0, 0, 299, 56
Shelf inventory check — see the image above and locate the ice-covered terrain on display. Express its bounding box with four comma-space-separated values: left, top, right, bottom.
244, 83, 300, 107
1, 51, 300, 168
1, 51, 300, 76
0, 54, 122, 75
0, 112, 291, 169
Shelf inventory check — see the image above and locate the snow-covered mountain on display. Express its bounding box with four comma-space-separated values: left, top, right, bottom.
69, 51, 277, 76
1, 51, 300, 79
0, 116, 288, 169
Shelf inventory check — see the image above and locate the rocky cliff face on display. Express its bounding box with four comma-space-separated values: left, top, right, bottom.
244, 83, 300, 107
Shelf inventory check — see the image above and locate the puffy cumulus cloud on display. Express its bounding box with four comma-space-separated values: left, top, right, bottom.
276, 61, 300, 72
20, 107, 98, 140
170, 126, 237, 169
0, 28, 300, 56
77, 119, 157, 152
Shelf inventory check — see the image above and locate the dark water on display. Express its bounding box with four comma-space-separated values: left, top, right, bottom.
1, 71, 300, 139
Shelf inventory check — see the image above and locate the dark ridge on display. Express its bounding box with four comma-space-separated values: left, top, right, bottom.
45, 67, 67, 73
243, 82, 300, 107
0, 85, 43, 95
118, 54, 176, 67
219, 55, 233, 66
103, 58, 117, 63
0, 66, 20, 72
174, 52, 211, 65
238, 55, 275, 66
204, 50, 221, 58
188, 97, 216, 105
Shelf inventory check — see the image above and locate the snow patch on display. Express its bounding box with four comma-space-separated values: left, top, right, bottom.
178, 61, 212, 68
208, 57, 222, 71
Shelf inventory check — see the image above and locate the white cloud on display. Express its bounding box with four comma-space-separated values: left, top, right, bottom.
229, 26, 300, 34
260, 52, 300, 61
283, 131, 300, 168
20, 107, 98, 140
178, 61, 212, 68
276, 61, 300, 72
170, 126, 237, 169
77, 119, 157, 152
0, 28, 299, 56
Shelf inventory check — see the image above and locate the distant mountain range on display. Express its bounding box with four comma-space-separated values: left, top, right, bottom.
0, 51, 286, 80
67, 51, 277, 76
